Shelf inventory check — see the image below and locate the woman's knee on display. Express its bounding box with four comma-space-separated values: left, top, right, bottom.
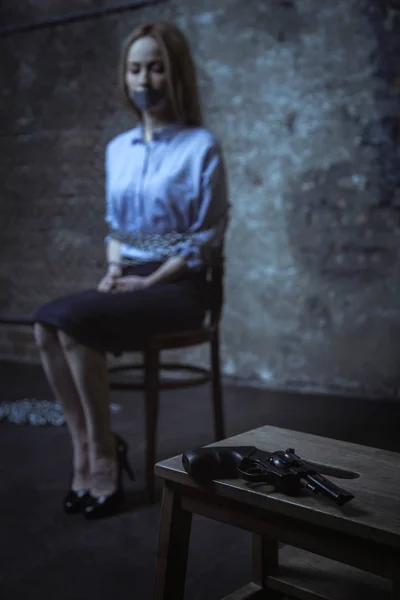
33, 323, 59, 351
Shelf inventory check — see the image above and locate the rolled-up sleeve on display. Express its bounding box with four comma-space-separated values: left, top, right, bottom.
177, 141, 230, 270
104, 142, 120, 244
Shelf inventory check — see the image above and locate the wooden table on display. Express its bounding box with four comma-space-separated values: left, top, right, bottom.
153, 425, 400, 600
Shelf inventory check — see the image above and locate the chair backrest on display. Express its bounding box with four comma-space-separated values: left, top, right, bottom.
206, 264, 224, 327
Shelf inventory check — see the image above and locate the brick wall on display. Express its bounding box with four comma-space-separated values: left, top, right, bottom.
1, 0, 400, 396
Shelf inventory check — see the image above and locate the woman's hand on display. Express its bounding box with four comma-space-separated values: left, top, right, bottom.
97, 265, 122, 292
111, 275, 150, 292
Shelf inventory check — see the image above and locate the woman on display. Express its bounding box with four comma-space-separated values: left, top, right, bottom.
33, 21, 230, 519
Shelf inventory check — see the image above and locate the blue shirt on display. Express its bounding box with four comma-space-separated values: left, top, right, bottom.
105, 121, 230, 271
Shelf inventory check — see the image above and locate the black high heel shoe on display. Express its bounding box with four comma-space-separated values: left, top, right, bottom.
84, 434, 135, 520
63, 489, 91, 514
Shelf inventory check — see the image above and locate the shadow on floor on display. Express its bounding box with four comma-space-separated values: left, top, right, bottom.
1, 360, 399, 600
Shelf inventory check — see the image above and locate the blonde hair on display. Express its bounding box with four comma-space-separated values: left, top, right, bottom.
118, 21, 204, 127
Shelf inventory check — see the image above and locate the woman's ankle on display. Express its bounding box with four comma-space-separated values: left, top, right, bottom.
90, 456, 118, 498
71, 439, 90, 491
71, 468, 91, 492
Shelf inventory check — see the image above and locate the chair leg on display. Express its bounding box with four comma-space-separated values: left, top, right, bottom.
144, 347, 160, 503
211, 329, 225, 440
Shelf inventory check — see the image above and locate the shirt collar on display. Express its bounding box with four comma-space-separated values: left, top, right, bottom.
131, 121, 184, 144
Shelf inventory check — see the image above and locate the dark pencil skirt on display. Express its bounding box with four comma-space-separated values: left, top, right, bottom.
32, 262, 208, 354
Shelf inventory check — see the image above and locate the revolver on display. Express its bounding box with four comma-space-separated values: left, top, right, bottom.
182, 445, 354, 507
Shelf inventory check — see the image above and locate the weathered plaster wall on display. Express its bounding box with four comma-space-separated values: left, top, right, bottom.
0, 0, 399, 396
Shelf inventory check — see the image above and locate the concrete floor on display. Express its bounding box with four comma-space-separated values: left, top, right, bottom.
1, 360, 399, 600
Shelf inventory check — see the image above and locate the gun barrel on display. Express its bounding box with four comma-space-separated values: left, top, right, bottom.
306, 472, 354, 506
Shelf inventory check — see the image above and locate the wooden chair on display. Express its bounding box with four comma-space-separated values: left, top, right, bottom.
107, 264, 226, 503
0, 265, 226, 503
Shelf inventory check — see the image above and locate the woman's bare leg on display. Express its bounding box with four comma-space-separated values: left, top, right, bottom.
57, 331, 117, 497
33, 323, 90, 491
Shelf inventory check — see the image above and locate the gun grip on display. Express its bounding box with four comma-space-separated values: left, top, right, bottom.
182, 446, 256, 481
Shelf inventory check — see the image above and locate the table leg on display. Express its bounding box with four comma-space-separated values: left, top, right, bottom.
252, 535, 280, 595
153, 481, 192, 600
